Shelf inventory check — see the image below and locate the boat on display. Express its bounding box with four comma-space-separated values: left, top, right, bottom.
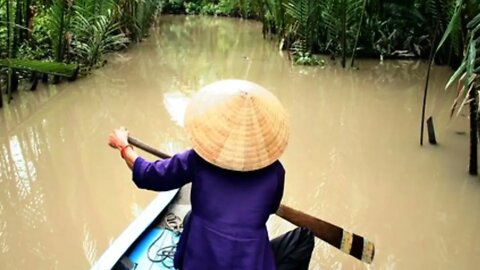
91, 185, 189, 270
91, 183, 315, 270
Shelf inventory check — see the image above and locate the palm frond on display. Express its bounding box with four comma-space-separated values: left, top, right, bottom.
467, 12, 480, 32
98, 0, 117, 16
0, 58, 79, 79
318, 0, 362, 65
425, 0, 450, 32
46, 0, 69, 62
134, 0, 159, 38
453, 38, 477, 116
447, 11, 480, 117
71, 8, 129, 71
74, 0, 96, 16
265, 0, 285, 32
436, 0, 463, 54
284, 0, 320, 53
446, 60, 466, 89
345, 0, 363, 26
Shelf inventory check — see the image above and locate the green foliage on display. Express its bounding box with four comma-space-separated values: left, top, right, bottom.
0, 0, 159, 106
1, 0, 15, 58
422, 0, 460, 63
425, 0, 451, 33
71, 9, 129, 71
0, 58, 78, 78
0, 0, 160, 95
184, 2, 202, 14
183, 0, 243, 16
292, 50, 325, 66
358, 2, 429, 59
170, 0, 457, 66
46, 0, 69, 62
217, 0, 241, 16
17, 41, 49, 60
162, 0, 254, 17
113, 0, 160, 41
283, 0, 319, 54
436, 1, 480, 174
445, 11, 480, 117
29, 10, 54, 58
0, 0, 8, 58
158, 0, 464, 65
367, 17, 400, 58
136, 0, 161, 38
281, 0, 364, 66
0, 0, 476, 71
436, 0, 463, 55
200, 2, 217, 15
263, 0, 285, 36
161, 0, 186, 14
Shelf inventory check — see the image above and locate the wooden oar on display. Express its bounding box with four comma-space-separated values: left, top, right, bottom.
127, 136, 375, 264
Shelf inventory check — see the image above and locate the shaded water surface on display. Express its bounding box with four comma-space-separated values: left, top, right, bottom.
1, 16, 479, 269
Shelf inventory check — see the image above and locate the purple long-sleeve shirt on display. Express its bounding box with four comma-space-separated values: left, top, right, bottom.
132, 149, 285, 270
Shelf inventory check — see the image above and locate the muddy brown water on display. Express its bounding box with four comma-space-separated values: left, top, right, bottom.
1, 15, 480, 270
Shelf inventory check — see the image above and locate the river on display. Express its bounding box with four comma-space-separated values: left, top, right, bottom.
1, 15, 479, 270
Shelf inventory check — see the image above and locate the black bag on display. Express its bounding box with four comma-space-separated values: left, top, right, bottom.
271, 227, 315, 270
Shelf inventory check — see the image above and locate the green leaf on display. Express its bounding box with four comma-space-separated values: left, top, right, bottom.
445, 61, 466, 89
467, 12, 480, 30
436, 0, 463, 54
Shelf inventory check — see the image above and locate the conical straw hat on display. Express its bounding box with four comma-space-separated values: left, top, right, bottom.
184, 79, 289, 171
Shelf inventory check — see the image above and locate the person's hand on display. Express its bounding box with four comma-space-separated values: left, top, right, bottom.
108, 127, 129, 150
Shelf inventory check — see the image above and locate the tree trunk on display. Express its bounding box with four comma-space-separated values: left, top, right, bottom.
469, 87, 478, 175
0, 81, 3, 108
24, 0, 32, 40
54, 0, 66, 84
10, 0, 21, 94
6, 0, 17, 101
14, 0, 23, 46
4, 0, 8, 105
420, 26, 438, 145
350, 0, 367, 68
427, 117, 437, 145
341, 0, 346, 68
6, 0, 11, 59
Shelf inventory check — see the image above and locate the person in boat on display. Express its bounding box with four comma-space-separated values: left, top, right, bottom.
108, 79, 314, 270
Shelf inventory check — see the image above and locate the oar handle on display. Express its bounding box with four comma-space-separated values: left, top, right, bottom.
276, 204, 374, 264
127, 136, 375, 264
127, 136, 170, 159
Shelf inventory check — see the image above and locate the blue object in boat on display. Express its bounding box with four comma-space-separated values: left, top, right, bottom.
127, 227, 181, 270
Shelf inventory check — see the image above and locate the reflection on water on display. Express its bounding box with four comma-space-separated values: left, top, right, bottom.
1, 15, 480, 269
83, 224, 98, 267
163, 91, 189, 127
0, 202, 6, 254
9, 135, 35, 198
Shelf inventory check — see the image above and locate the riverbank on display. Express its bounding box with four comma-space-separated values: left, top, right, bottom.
1, 16, 479, 269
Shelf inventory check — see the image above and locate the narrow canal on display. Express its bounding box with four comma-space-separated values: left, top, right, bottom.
1, 15, 479, 269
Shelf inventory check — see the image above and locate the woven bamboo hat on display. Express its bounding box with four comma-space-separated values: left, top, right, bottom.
184, 79, 289, 172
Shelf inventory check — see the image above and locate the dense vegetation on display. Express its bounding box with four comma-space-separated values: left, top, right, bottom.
161, 0, 478, 68
0, 0, 160, 104
1, 0, 480, 175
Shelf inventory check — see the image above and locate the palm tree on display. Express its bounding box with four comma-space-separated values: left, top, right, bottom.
5, 0, 16, 100
283, 0, 363, 67
284, 0, 319, 55
47, 0, 69, 82
71, 0, 129, 71
437, 0, 480, 175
